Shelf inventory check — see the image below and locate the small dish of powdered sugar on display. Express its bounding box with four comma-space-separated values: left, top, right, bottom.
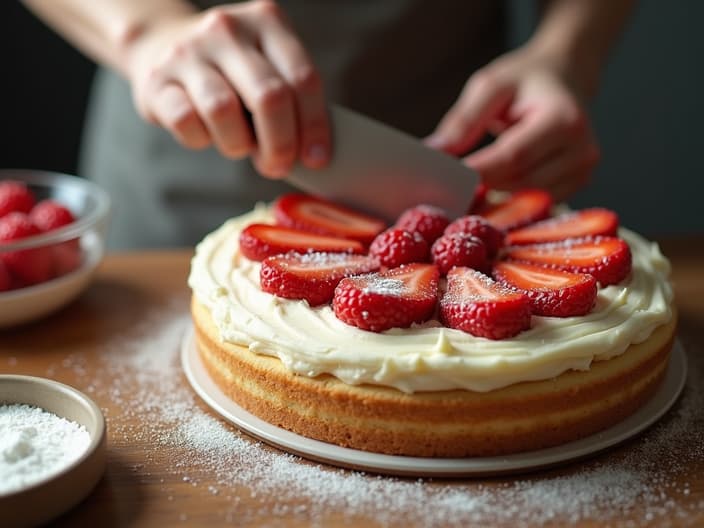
0, 375, 106, 528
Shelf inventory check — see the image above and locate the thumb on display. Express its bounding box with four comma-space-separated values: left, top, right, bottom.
425, 71, 514, 156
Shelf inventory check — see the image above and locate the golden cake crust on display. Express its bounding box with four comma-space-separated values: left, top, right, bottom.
192, 297, 677, 457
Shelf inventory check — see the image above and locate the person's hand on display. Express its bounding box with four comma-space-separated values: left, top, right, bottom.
124, 0, 330, 178
426, 45, 600, 201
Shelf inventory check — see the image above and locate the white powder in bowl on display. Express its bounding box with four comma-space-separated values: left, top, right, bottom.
0, 404, 91, 495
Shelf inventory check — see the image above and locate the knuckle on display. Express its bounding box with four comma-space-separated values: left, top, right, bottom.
253, 0, 281, 18
271, 140, 297, 162
468, 69, 502, 96
252, 79, 291, 113
290, 65, 322, 94
202, 93, 238, 120
202, 8, 230, 29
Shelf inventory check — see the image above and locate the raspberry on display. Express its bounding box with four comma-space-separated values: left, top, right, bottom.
444, 215, 503, 257
0, 181, 35, 218
30, 199, 76, 232
0, 212, 52, 286
431, 233, 487, 276
394, 205, 449, 245
368, 228, 429, 268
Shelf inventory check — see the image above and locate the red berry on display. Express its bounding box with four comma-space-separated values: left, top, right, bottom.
273, 193, 386, 245
444, 215, 504, 257
503, 236, 632, 286
505, 208, 619, 246
467, 182, 489, 214
0, 260, 10, 292
260, 252, 379, 306
492, 260, 597, 317
0, 212, 52, 286
51, 241, 82, 277
394, 204, 449, 245
369, 228, 429, 268
479, 189, 553, 231
332, 263, 439, 332
30, 199, 76, 232
431, 233, 487, 276
0, 181, 35, 218
239, 224, 365, 261
440, 267, 531, 339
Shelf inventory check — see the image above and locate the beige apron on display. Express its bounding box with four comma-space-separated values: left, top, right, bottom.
80, 0, 505, 248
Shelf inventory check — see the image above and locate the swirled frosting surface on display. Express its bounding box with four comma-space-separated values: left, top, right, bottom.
188, 204, 673, 393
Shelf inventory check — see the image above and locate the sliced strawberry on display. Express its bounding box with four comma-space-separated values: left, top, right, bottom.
440, 267, 531, 339
369, 228, 429, 268
493, 261, 597, 317
239, 224, 365, 261
260, 252, 379, 306
444, 215, 504, 257
431, 233, 487, 276
394, 204, 449, 245
505, 208, 619, 246
333, 263, 439, 332
504, 237, 631, 286
479, 189, 553, 231
273, 193, 386, 245
467, 182, 489, 214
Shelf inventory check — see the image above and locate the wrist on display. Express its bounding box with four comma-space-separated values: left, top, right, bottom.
524, 34, 602, 101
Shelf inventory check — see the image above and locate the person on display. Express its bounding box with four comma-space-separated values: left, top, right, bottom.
22, 0, 634, 249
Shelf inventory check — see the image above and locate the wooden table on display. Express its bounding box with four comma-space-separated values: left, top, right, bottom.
2, 240, 703, 527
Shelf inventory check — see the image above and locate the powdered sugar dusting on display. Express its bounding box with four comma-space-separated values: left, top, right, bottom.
55, 300, 704, 526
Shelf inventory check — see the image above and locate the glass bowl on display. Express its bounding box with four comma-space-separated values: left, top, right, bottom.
0, 169, 110, 328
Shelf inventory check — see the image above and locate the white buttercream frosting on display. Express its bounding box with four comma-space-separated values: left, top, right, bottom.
188, 204, 673, 393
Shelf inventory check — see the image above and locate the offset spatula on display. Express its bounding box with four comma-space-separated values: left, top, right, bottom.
285, 105, 480, 222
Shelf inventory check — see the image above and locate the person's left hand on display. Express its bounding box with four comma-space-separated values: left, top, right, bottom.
425, 45, 600, 201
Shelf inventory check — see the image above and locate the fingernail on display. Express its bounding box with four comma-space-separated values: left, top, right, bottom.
424, 135, 447, 150
307, 143, 329, 164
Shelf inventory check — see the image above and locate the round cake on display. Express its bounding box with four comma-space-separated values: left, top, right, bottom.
188, 198, 676, 457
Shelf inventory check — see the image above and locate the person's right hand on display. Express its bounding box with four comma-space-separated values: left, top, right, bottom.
124, 0, 330, 178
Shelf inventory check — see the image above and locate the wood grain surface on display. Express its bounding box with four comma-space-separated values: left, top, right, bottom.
1, 240, 703, 527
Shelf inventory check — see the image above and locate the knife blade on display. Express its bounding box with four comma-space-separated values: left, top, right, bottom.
285, 105, 479, 222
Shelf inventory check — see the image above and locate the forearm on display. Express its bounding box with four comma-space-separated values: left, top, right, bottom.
21, 0, 196, 76
529, 0, 636, 98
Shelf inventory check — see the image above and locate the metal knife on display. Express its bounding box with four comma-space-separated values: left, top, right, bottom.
285, 105, 480, 222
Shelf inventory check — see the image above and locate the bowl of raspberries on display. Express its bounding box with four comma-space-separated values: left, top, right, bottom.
0, 169, 110, 327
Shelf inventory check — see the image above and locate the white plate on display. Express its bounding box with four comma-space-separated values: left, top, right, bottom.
181, 328, 687, 477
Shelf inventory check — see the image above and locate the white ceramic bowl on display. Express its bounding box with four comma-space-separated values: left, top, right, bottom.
0, 375, 107, 527
0, 170, 110, 328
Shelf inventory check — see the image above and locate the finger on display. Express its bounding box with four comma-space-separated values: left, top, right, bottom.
425, 71, 514, 156
178, 63, 254, 159
462, 107, 585, 187
258, 12, 330, 169
215, 42, 297, 178
150, 83, 211, 149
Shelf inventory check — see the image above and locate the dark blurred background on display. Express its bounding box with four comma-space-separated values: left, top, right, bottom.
2, 1, 703, 237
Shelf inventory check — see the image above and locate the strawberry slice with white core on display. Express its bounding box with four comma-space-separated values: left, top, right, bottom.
493, 261, 597, 317
333, 263, 439, 332
505, 208, 619, 246
239, 224, 365, 261
479, 189, 553, 231
273, 193, 386, 245
260, 252, 379, 306
440, 268, 531, 339
503, 236, 632, 286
